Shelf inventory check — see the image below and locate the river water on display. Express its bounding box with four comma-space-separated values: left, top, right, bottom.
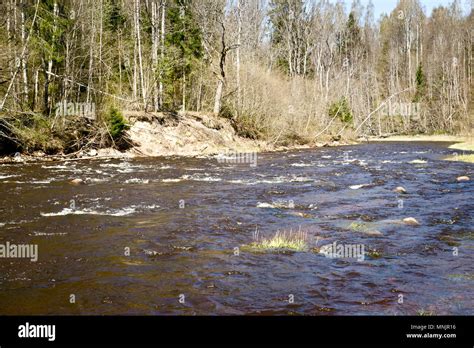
0, 142, 472, 315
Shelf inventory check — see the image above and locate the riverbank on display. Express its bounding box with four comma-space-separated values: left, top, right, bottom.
2, 112, 472, 165
370, 134, 474, 163
369, 134, 472, 143
0, 111, 355, 164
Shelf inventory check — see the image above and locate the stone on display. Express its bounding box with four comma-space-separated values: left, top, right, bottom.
70, 178, 84, 185
364, 230, 383, 236
403, 217, 420, 226
394, 186, 407, 194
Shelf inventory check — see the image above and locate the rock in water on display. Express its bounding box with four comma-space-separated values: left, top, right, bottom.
70, 178, 84, 185
350, 184, 369, 190
394, 186, 407, 194
457, 176, 470, 182
403, 217, 420, 226
409, 159, 427, 164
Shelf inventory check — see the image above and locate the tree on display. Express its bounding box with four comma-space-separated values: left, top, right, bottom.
413, 63, 425, 102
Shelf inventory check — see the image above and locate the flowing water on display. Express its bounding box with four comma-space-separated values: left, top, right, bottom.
0, 142, 473, 315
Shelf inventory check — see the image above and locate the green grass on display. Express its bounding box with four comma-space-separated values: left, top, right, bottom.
367, 249, 382, 259
348, 221, 368, 232
447, 273, 474, 281
243, 228, 308, 252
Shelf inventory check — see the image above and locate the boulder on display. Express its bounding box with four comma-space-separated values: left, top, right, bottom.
394, 186, 407, 194
70, 178, 84, 185
403, 217, 420, 226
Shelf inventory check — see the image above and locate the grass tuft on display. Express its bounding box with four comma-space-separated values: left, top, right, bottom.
244, 227, 308, 252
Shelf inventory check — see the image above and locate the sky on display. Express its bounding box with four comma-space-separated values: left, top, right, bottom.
341, 0, 472, 19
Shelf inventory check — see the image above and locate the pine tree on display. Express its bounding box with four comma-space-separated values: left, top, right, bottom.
413, 63, 425, 102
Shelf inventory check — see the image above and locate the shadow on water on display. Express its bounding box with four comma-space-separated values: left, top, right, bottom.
0, 142, 473, 315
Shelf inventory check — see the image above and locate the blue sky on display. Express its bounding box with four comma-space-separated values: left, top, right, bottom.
340, 0, 471, 19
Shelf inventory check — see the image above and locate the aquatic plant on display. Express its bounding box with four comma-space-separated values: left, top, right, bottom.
244, 227, 308, 252
348, 221, 368, 232
416, 308, 435, 316
366, 249, 382, 259
447, 273, 474, 281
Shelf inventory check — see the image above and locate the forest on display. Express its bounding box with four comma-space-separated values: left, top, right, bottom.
0, 0, 472, 155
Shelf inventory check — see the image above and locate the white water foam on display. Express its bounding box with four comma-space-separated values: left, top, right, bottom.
40, 203, 159, 217
0, 174, 19, 179
290, 163, 313, 167
41, 207, 136, 217
162, 178, 182, 183
41, 164, 71, 170
125, 178, 150, 184
5, 179, 54, 184
349, 184, 370, 190
30, 231, 68, 236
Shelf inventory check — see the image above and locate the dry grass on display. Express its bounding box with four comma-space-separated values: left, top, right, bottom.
446, 140, 474, 163
448, 140, 474, 152
374, 135, 470, 142
446, 154, 474, 163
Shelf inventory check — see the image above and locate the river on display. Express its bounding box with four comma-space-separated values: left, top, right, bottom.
0, 142, 472, 315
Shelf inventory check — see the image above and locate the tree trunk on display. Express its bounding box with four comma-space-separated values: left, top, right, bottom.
213, 79, 223, 115
159, 0, 166, 109
235, 0, 242, 118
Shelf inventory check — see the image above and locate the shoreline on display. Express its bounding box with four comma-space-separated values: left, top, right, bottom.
367, 134, 472, 143
1, 128, 472, 165
0, 140, 353, 164
0, 111, 356, 164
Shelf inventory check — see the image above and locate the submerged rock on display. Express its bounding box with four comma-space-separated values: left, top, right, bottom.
403, 217, 420, 226
290, 212, 312, 218
364, 230, 383, 236
70, 178, 84, 185
456, 176, 470, 182
394, 186, 407, 194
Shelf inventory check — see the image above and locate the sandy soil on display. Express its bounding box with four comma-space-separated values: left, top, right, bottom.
370, 134, 472, 143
